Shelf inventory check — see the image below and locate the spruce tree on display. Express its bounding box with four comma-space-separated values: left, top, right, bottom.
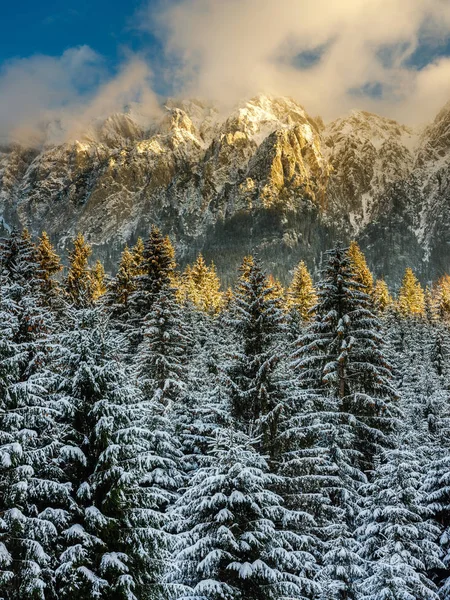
129, 226, 176, 346
0, 230, 69, 599
169, 432, 319, 600
90, 259, 107, 302
432, 274, 450, 321
358, 448, 442, 600
287, 260, 317, 322
105, 245, 138, 324
132, 237, 145, 276
135, 284, 190, 409
179, 254, 223, 315
53, 309, 173, 600
36, 231, 63, 303
348, 240, 374, 296
292, 246, 399, 472
224, 257, 286, 461
266, 274, 285, 305
65, 233, 93, 308
372, 279, 392, 313
398, 268, 425, 317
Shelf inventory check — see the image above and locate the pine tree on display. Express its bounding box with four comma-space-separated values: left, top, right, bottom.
372, 279, 392, 313
0, 231, 70, 599
398, 268, 425, 317
348, 240, 374, 296
65, 233, 93, 308
238, 255, 255, 281
105, 245, 138, 323
280, 376, 366, 598
432, 274, 450, 321
292, 246, 399, 472
358, 448, 442, 600
135, 284, 191, 410
36, 231, 63, 301
423, 389, 450, 598
0, 228, 56, 346
175, 309, 225, 462
169, 432, 320, 600
178, 254, 223, 314
132, 237, 145, 276
52, 309, 174, 600
287, 260, 317, 321
266, 274, 285, 305
90, 259, 107, 302
129, 226, 176, 346
224, 257, 286, 461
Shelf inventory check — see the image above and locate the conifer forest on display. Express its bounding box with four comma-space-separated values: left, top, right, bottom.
2, 226, 450, 600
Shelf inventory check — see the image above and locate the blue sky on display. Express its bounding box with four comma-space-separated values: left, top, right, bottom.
3, 0, 450, 141
0, 0, 166, 86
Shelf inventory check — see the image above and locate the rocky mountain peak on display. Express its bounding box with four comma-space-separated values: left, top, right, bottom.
3, 95, 450, 283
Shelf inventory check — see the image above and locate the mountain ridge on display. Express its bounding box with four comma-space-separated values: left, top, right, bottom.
1, 94, 450, 284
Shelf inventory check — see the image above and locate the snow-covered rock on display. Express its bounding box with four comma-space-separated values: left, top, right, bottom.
1, 94, 450, 282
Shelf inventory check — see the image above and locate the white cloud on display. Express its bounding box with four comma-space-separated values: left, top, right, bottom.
3, 0, 450, 144
0, 47, 161, 145
150, 0, 450, 123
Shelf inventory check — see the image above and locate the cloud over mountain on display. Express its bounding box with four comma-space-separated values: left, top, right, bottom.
3, 0, 450, 143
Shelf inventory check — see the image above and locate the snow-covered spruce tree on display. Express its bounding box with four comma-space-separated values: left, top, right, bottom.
135, 283, 191, 411
134, 283, 189, 523
177, 308, 233, 472
129, 226, 176, 348
168, 431, 319, 600
0, 231, 71, 599
292, 246, 399, 473
423, 391, 450, 598
104, 245, 139, 327
0, 228, 57, 343
223, 257, 286, 461
430, 323, 450, 383
279, 373, 367, 600
52, 308, 176, 600
358, 447, 442, 600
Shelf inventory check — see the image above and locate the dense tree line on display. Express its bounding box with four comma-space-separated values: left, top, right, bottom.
1, 227, 450, 599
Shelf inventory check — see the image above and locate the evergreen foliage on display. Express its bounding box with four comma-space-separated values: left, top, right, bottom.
348, 241, 374, 296
2, 227, 450, 600
398, 268, 425, 317
287, 260, 317, 321
65, 233, 94, 308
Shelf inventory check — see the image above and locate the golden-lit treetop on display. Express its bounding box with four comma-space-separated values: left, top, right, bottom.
132, 237, 145, 276
432, 274, 450, 321
239, 255, 255, 281
398, 267, 425, 316
65, 233, 93, 307
91, 260, 107, 302
37, 231, 62, 283
348, 240, 374, 295
178, 253, 223, 314
266, 274, 285, 304
372, 279, 392, 313
111, 245, 137, 304
287, 260, 317, 321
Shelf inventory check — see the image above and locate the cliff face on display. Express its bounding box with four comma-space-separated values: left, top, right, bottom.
1, 94, 450, 283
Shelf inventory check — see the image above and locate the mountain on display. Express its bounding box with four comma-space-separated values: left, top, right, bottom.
1, 94, 450, 284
